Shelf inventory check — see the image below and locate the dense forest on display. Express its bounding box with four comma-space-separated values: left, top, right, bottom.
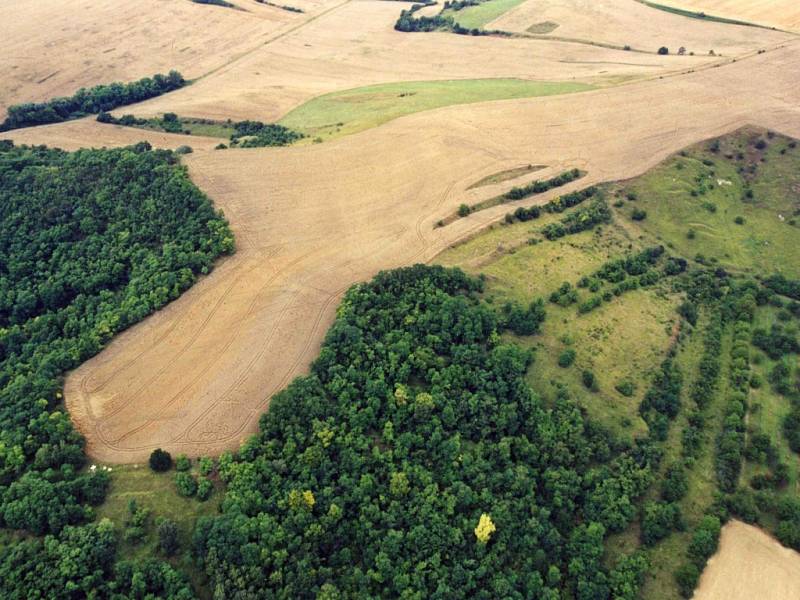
0, 141, 233, 596
0, 72, 186, 131
193, 265, 654, 598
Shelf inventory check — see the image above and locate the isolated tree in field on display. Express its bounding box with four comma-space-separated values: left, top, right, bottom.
658, 46, 669, 55
149, 448, 172, 472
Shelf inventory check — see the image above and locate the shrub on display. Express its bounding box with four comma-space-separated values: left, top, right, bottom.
157, 518, 180, 556
175, 472, 197, 497
197, 477, 214, 501
149, 449, 172, 472
658, 46, 669, 55
631, 208, 647, 221
175, 454, 191, 472
175, 145, 193, 155
674, 563, 700, 598
734, 216, 745, 225
661, 464, 688, 502
458, 203, 471, 217
615, 380, 636, 397
641, 501, 684, 546
582, 370, 597, 391
199, 457, 215, 476
558, 349, 576, 368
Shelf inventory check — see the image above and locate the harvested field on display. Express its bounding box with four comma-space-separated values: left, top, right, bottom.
0, 0, 336, 118
123, 0, 709, 123
489, 0, 794, 54
654, 0, 800, 32
693, 520, 800, 600
7, 40, 797, 462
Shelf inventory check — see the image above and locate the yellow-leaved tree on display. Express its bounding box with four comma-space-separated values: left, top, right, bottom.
474, 513, 496, 544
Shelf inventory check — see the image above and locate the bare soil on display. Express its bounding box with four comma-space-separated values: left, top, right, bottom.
0, 0, 343, 118
694, 520, 800, 600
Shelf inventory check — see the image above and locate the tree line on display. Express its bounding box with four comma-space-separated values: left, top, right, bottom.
0, 71, 186, 131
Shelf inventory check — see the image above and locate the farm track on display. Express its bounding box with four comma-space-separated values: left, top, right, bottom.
6, 2, 800, 462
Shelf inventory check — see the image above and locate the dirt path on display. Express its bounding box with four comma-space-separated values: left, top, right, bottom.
3, 38, 781, 461
693, 520, 800, 600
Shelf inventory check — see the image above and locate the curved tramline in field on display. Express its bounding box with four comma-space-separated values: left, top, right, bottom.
34, 41, 798, 463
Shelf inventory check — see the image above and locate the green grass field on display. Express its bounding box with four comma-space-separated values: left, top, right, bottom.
615, 129, 800, 277
279, 78, 593, 141
441, 0, 527, 29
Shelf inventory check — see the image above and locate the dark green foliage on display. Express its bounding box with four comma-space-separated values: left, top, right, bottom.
192, 265, 653, 598
631, 208, 647, 221
674, 563, 700, 598
192, 0, 235, 6
558, 348, 576, 367
255, 0, 305, 12
157, 518, 180, 557
230, 120, 304, 147
504, 169, 583, 202
149, 449, 173, 472
752, 323, 799, 359
615, 380, 636, 397
641, 501, 684, 546
123, 500, 151, 545
549, 282, 578, 307
0, 520, 193, 598
502, 298, 546, 336
542, 197, 611, 240
458, 203, 471, 217
544, 186, 596, 213
784, 408, 800, 453
582, 370, 598, 391
196, 477, 214, 501
763, 273, 800, 301
0, 142, 232, 535
661, 463, 689, 502
608, 552, 649, 600
1, 71, 186, 131
677, 300, 698, 326
175, 455, 191, 472
639, 356, 682, 441
510, 205, 541, 222
175, 472, 197, 498
674, 515, 721, 597
658, 46, 669, 55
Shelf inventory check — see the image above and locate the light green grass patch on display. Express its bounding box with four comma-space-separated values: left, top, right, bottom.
442, 0, 526, 29
616, 130, 800, 277
279, 78, 593, 141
